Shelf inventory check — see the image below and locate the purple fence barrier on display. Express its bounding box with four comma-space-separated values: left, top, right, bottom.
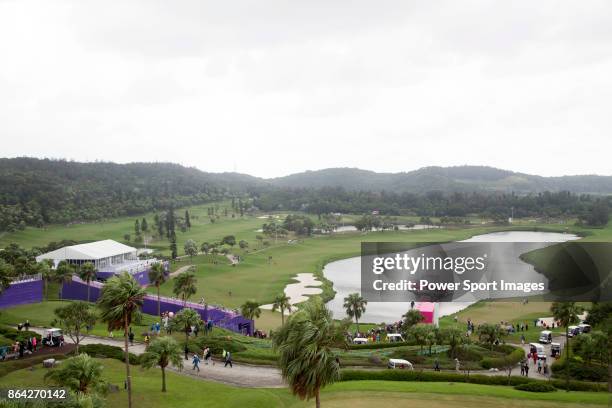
0, 278, 43, 309
62, 277, 253, 335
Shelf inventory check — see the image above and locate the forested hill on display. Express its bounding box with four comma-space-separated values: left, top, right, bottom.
1, 158, 611, 232
0, 158, 260, 230
269, 166, 612, 194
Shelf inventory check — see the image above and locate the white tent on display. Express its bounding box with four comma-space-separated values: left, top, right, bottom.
36, 239, 137, 269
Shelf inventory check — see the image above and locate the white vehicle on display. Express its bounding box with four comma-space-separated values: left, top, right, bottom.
539, 330, 553, 344
567, 326, 580, 337
578, 324, 591, 333
550, 343, 561, 357
387, 333, 405, 343
529, 343, 546, 360
387, 358, 413, 370
42, 328, 63, 347
352, 337, 369, 344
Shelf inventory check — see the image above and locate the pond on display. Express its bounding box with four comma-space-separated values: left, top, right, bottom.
322, 231, 579, 324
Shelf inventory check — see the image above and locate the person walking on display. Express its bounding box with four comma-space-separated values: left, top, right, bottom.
520, 361, 525, 376
32, 336, 37, 352
204, 347, 211, 365
524, 363, 529, 377
224, 350, 232, 368
128, 330, 135, 346
434, 358, 440, 372
192, 354, 201, 372
537, 359, 542, 374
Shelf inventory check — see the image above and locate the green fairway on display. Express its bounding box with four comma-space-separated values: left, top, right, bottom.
1, 359, 607, 407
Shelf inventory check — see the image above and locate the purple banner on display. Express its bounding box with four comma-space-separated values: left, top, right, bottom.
0, 278, 43, 309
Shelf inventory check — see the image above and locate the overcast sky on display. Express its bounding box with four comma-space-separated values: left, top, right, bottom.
1, 1, 611, 178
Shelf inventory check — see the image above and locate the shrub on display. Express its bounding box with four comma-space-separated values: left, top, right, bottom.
339, 369, 606, 391
515, 383, 557, 393
0, 354, 66, 377
551, 356, 608, 382
76, 344, 140, 365
193, 336, 247, 355
0, 326, 41, 343
481, 348, 524, 369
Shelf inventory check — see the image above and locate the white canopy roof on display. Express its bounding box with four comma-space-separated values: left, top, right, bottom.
36, 239, 136, 262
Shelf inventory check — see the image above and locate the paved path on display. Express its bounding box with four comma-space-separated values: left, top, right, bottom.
168, 264, 195, 278
25, 327, 284, 388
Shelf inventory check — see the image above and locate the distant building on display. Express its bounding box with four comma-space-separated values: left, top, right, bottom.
36, 239, 165, 284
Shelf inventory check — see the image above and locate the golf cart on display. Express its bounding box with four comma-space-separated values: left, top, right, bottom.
42, 328, 63, 347
387, 333, 405, 343
529, 343, 546, 360
550, 343, 561, 358
387, 358, 413, 370
578, 323, 591, 333
567, 326, 580, 337
352, 337, 369, 345
539, 330, 553, 344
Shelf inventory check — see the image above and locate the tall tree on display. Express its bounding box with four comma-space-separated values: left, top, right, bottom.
343, 293, 367, 333
0, 259, 14, 295
170, 231, 178, 260
97, 272, 146, 408
170, 308, 203, 354
141, 217, 148, 232
140, 336, 184, 392
273, 298, 348, 408
272, 293, 292, 326
240, 300, 262, 321
45, 353, 106, 394
402, 309, 424, 331
551, 301, 584, 391
134, 219, 140, 236
53, 301, 97, 353
184, 210, 191, 229
184, 239, 198, 260
172, 269, 197, 306
148, 262, 167, 317
78, 261, 97, 302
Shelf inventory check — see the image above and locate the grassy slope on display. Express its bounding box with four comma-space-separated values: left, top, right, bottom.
0, 359, 607, 407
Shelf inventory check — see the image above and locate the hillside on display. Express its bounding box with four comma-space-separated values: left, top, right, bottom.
269, 166, 612, 194
1, 158, 611, 232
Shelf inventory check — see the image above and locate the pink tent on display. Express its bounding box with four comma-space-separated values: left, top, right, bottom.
415, 302, 435, 324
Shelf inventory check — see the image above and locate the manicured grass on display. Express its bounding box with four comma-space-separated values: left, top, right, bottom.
1, 359, 607, 407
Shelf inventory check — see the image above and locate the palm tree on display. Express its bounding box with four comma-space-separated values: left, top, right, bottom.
170, 308, 203, 354
551, 301, 584, 391
272, 293, 292, 326
45, 353, 106, 394
38, 261, 52, 300
343, 293, 367, 333
402, 309, 424, 331
78, 262, 97, 302
140, 336, 184, 392
172, 269, 197, 306
97, 272, 146, 408
55, 261, 74, 299
273, 298, 348, 408
240, 300, 261, 321
148, 262, 167, 317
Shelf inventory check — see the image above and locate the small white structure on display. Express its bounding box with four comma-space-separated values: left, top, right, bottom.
36, 239, 138, 270
387, 359, 413, 370
352, 337, 369, 344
